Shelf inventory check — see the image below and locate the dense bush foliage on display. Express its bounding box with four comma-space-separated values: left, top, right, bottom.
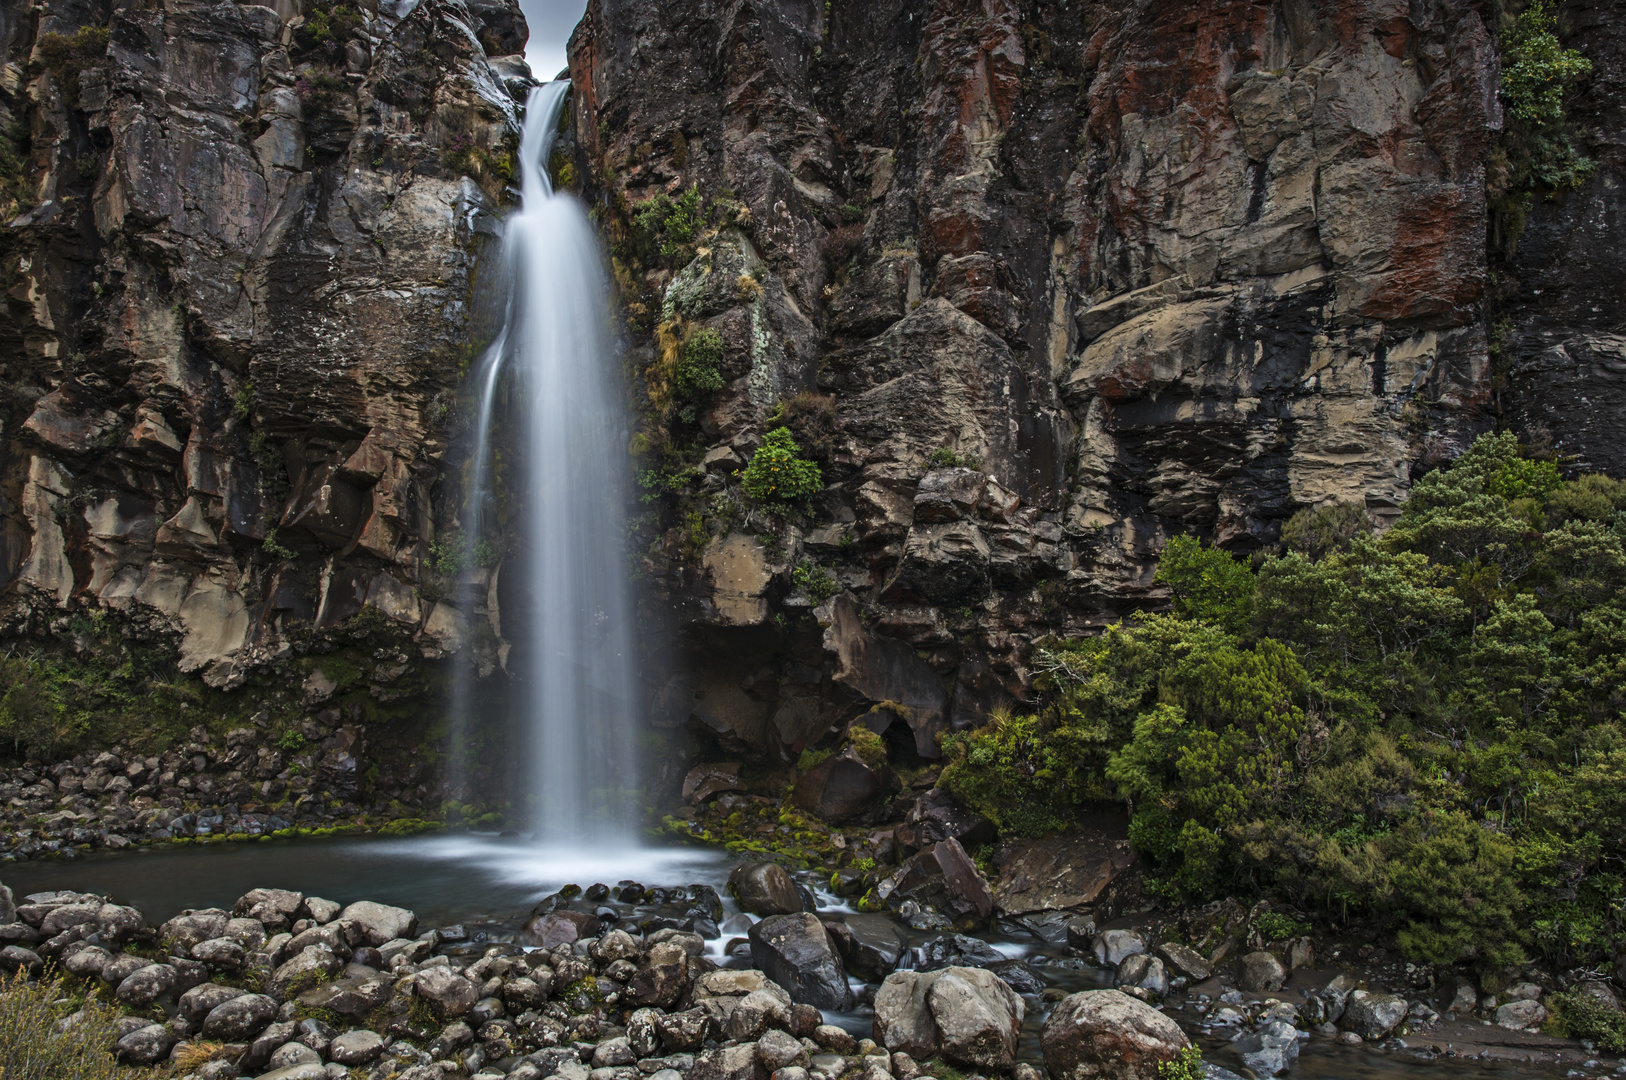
675, 328, 725, 397
740, 428, 822, 504
1490, 0, 1594, 249
944, 433, 1626, 973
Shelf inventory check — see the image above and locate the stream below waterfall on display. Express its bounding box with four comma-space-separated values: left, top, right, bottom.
0, 836, 1577, 1080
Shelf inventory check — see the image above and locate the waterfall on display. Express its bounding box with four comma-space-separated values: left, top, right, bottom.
458, 81, 639, 845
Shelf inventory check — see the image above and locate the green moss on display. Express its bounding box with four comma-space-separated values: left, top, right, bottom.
792, 561, 839, 604
797, 746, 833, 771
848, 725, 886, 768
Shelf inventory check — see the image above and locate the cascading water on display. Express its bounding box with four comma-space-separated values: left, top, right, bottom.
457, 82, 639, 845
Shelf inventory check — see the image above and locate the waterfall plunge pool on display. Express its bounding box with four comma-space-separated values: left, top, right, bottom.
0, 835, 1574, 1080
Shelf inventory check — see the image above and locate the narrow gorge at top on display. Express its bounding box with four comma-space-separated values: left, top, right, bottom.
0, 0, 1624, 1079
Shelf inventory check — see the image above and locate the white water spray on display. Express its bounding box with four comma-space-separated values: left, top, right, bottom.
460, 82, 639, 844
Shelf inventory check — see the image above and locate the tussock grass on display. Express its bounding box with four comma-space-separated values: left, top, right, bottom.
0, 973, 157, 1080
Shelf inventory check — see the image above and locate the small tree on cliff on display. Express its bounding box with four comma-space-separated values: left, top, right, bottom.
741, 427, 822, 504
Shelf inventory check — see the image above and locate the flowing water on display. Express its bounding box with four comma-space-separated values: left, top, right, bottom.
454, 82, 640, 842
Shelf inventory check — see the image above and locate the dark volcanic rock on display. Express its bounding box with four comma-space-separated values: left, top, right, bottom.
790, 748, 887, 825
748, 912, 854, 1011
728, 862, 804, 916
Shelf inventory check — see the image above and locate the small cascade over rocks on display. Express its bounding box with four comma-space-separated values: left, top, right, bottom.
460, 81, 639, 844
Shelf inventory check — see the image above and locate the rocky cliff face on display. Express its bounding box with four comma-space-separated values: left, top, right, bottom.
568, 0, 1621, 773
0, 0, 532, 690
0, 0, 1620, 798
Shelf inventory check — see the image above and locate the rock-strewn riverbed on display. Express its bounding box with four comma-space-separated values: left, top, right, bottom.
0, 854, 1610, 1080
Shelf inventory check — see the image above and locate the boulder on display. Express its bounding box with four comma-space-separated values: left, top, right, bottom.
60, 943, 113, 979
756, 1028, 810, 1071
683, 762, 744, 804
268, 945, 344, 997
305, 897, 342, 924
628, 940, 689, 1007
235, 889, 305, 931
728, 863, 804, 916
1156, 943, 1213, 982
416, 965, 480, 1016
792, 749, 887, 824
1114, 954, 1167, 997
116, 963, 178, 1007
691, 1043, 762, 1080
96, 904, 145, 944
875, 838, 994, 928
116, 1023, 175, 1065
180, 982, 249, 1023
202, 992, 278, 1040
0, 945, 41, 975
1341, 991, 1408, 1039
896, 789, 995, 853
749, 913, 853, 1010
160, 910, 230, 954
1040, 989, 1189, 1080
915, 933, 1006, 971
992, 833, 1139, 918
1092, 930, 1146, 967
0, 883, 13, 925
298, 973, 393, 1017
268, 1042, 321, 1069
655, 1007, 712, 1051
193, 936, 247, 970
1495, 999, 1547, 1031
338, 901, 416, 946
829, 914, 910, 981
1320, 973, 1357, 1023
1237, 951, 1286, 992
523, 910, 602, 948
872, 966, 1025, 1070
1444, 977, 1478, 1016
1231, 1020, 1300, 1077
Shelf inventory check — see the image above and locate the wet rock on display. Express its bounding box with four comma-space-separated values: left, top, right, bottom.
1444, 977, 1478, 1016
524, 910, 603, 948
829, 913, 909, 981
749, 913, 853, 1010
1092, 930, 1146, 968
895, 789, 995, 854
593, 1036, 637, 1066
915, 933, 1005, 971
1230, 1020, 1300, 1077
873, 966, 1025, 1070
988, 959, 1045, 996
729, 862, 804, 916
416, 966, 481, 1016
299, 973, 393, 1017
1319, 974, 1357, 1024
1040, 989, 1189, 1080
1156, 943, 1213, 982
1114, 954, 1167, 997
202, 992, 278, 1040
813, 1024, 857, 1054
1341, 991, 1408, 1039
875, 838, 994, 928
117, 1023, 175, 1065
792, 749, 887, 824
1236, 951, 1285, 993
339, 901, 417, 946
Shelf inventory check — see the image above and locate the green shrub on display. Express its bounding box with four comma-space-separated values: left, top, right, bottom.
1500, 2, 1592, 126
1253, 911, 1311, 941
1281, 502, 1370, 560
1154, 534, 1255, 632
740, 428, 822, 504
633, 186, 705, 259
1157, 1045, 1204, 1080
943, 432, 1626, 972
792, 560, 839, 603
0, 972, 149, 1080
928, 446, 981, 470
1545, 989, 1626, 1052
675, 328, 725, 396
